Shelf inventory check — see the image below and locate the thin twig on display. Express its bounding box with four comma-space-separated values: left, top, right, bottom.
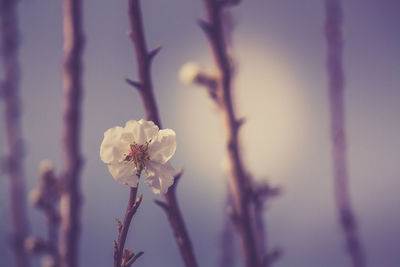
199, 1, 264, 266
324, 0, 366, 266
126, 1, 199, 266
114, 187, 143, 267
0, 0, 30, 266
59, 0, 85, 266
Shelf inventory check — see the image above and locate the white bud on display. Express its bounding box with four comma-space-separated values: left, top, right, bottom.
28, 188, 42, 205
39, 160, 53, 174
179, 62, 200, 85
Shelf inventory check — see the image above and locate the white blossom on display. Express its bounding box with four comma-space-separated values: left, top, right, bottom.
100, 119, 176, 194
179, 62, 201, 84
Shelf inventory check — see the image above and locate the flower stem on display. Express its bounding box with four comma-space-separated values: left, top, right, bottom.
114, 186, 142, 267
324, 0, 366, 266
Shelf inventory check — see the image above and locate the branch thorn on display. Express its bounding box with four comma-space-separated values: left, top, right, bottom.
262, 247, 282, 266
125, 78, 143, 90
197, 19, 213, 37
148, 45, 162, 61
154, 199, 169, 211
236, 117, 246, 129
125, 251, 144, 266
173, 168, 184, 185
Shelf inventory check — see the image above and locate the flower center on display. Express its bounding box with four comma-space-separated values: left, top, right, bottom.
124, 142, 150, 175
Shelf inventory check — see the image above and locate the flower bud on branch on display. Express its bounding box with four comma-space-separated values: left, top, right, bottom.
179, 62, 219, 102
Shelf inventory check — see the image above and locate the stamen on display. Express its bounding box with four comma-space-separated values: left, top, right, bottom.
124, 141, 150, 175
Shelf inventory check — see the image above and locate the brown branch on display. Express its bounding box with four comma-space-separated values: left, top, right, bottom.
154, 171, 200, 267
127, 0, 160, 125
324, 1, 366, 267
253, 183, 282, 267
0, 0, 30, 266
59, 0, 85, 266
114, 187, 143, 267
126, 1, 199, 267
199, 1, 264, 266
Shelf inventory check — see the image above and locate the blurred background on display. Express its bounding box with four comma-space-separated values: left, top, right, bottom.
0, 0, 399, 266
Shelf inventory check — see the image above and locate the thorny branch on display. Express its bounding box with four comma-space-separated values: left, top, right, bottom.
0, 0, 30, 266
324, 0, 366, 266
125, 1, 199, 267
114, 186, 143, 267
59, 0, 85, 266
197, 0, 278, 266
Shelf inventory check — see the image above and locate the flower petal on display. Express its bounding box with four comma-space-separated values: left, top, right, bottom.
148, 129, 176, 164
145, 161, 175, 194
123, 119, 159, 144
107, 163, 139, 187
100, 126, 129, 164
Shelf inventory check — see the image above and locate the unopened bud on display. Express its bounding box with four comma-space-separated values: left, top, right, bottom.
24, 236, 46, 254
39, 160, 53, 175
28, 188, 42, 205
179, 62, 201, 85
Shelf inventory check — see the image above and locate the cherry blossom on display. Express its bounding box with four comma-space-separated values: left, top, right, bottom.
100, 119, 176, 194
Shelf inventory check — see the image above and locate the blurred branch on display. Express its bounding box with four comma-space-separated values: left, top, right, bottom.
25, 236, 57, 256
218, 187, 236, 267
253, 182, 281, 265
28, 161, 61, 265
59, 0, 85, 266
0, 0, 31, 266
153, 170, 200, 267
126, 1, 199, 267
114, 187, 143, 267
198, 1, 271, 266
324, 0, 366, 266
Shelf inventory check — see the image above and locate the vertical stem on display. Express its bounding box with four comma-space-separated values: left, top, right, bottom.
127, 0, 160, 126
114, 187, 140, 267
254, 195, 267, 263
0, 0, 30, 266
324, 1, 366, 266
163, 176, 198, 267
59, 0, 84, 266
126, 1, 199, 266
200, 1, 260, 266
218, 188, 235, 267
